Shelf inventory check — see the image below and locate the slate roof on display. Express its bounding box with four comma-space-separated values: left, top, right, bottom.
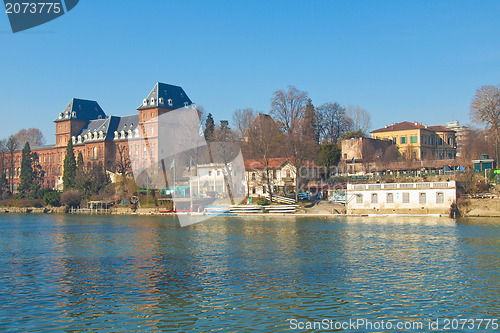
137, 82, 192, 110
73, 114, 140, 144
54, 98, 106, 122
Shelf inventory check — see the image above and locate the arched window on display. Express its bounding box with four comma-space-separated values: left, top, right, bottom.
286, 169, 291, 178
252, 173, 256, 180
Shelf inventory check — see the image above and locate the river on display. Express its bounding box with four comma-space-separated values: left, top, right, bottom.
0, 214, 498, 332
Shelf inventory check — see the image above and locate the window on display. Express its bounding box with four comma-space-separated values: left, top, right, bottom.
344, 154, 347, 159
410, 135, 417, 143
400, 136, 407, 144
252, 173, 256, 180
286, 169, 291, 177
252, 187, 256, 194
447, 137, 452, 145
356, 194, 363, 204
262, 172, 266, 179
371, 193, 378, 204
436, 192, 444, 203
412, 151, 417, 159
419, 192, 426, 204
387, 193, 394, 203
208, 170, 212, 176
438, 137, 443, 145
273, 170, 277, 179
402, 192, 410, 203
217, 170, 221, 176
392, 137, 397, 144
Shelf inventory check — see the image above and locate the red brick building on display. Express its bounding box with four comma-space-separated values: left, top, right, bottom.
3, 82, 193, 192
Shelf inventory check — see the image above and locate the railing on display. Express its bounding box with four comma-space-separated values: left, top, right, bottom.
262, 193, 296, 204
347, 181, 454, 191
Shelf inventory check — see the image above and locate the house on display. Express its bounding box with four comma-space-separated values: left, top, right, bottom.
244, 158, 321, 197
346, 181, 457, 215
371, 121, 457, 160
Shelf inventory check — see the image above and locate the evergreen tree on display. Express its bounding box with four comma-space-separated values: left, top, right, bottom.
304, 99, 319, 144
204, 113, 215, 141
76, 151, 84, 170
320, 143, 341, 173
17, 142, 42, 199
63, 140, 77, 190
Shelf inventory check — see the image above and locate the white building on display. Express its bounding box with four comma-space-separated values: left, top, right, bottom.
346, 181, 457, 215
189, 163, 246, 199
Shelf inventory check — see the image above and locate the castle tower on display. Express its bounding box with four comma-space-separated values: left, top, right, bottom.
54, 98, 106, 147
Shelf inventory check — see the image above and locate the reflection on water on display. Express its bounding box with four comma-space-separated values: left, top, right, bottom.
0, 214, 498, 331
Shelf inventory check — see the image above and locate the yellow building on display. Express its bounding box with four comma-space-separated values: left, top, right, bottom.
371, 121, 456, 160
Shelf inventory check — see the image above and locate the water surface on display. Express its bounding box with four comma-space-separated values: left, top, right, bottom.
0, 214, 498, 331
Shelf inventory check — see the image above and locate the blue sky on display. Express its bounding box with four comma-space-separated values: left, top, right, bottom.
1, 0, 500, 144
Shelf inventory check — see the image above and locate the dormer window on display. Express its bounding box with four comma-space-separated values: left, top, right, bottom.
150, 98, 155, 105
114, 131, 119, 140
59, 112, 63, 119
72, 111, 76, 118
184, 102, 189, 107
99, 131, 104, 139
143, 99, 148, 106
168, 99, 173, 106
77, 135, 82, 143
159, 97, 164, 104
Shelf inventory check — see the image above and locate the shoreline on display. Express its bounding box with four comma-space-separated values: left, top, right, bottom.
2, 207, 499, 219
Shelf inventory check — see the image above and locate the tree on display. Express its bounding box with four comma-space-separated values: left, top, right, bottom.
470, 85, 500, 167
320, 143, 341, 174
287, 116, 320, 201
270, 86, 308, 133
304, 99, 319, 144
246, 113, 284, 201
232, 108, 255, 141
6, 136, 18, 193
13, 128, 45, 147
316, 102, 350, 144
63, 140, 76, 190
341, 129, 366, 140
346, 105, 371, 135
116, 145, 131, 175
76, 152, 84, 170
17, 142, 43, 199
204, 113, 215, 141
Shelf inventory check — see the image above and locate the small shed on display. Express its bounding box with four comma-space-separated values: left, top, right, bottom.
472, 154, 495, 172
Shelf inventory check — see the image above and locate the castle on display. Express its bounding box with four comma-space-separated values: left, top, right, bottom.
4, 82, 193, 191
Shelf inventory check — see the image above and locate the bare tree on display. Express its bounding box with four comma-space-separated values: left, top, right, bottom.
232, 108, 255, 141
270, 86, 308, 133
116, 144, 132, 175
316, 102, 350, 144
347, 105, 371, 135
13, 128, 45, 147
287, 116, 320, 201
6, 136, 18, 193
470, 85, 500, 166
246, 114, 284, 201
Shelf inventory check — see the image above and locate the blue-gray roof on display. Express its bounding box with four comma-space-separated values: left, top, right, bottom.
54, 98, 106, 122
137, 82, 192, 110
72, 114, 140, 145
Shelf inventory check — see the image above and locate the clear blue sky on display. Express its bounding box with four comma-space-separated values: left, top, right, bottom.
1, 0, 500, 144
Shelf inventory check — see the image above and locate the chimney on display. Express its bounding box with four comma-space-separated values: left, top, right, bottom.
385, 124, 387, 128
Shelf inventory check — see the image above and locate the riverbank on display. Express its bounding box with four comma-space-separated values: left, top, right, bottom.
2, 198, 500, 218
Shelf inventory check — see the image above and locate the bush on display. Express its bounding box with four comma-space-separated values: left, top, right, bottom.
61, 190, 81, 208
43, 190, 60, 207
256, 198, 269, 205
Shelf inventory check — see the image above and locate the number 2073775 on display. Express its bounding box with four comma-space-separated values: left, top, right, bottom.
5, 2, 62, 14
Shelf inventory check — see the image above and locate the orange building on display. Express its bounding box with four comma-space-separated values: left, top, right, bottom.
3, 82, 193, 192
